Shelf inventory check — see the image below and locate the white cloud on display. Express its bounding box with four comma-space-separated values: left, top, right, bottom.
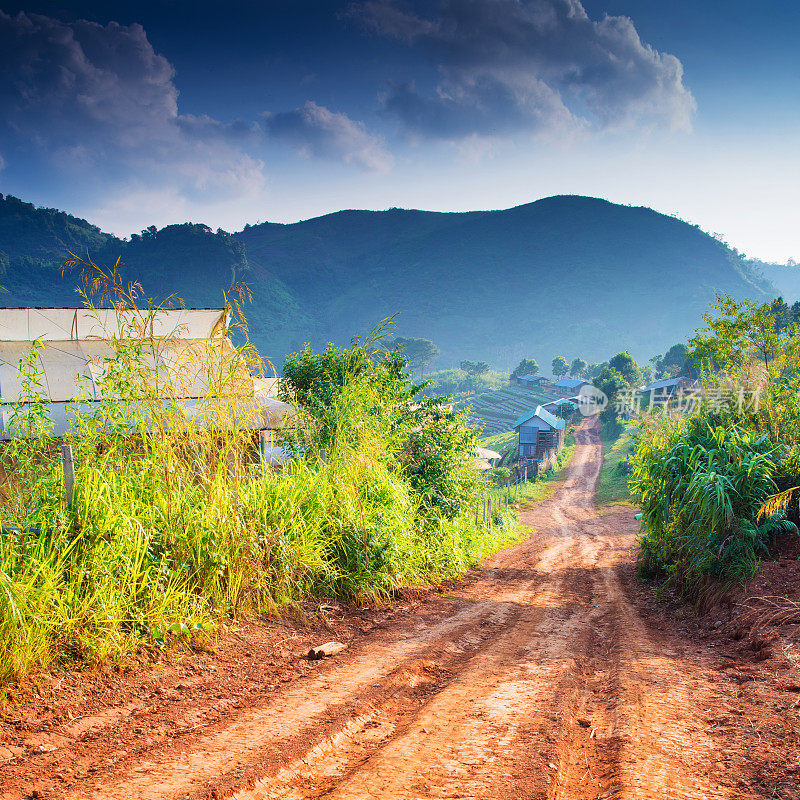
264, 101, 393, 173
0, 10, 391, 217
349, 0, 696, 139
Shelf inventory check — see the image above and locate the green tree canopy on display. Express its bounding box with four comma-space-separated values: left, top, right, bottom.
608, 352, 641, 385
569, 358, 587, 377
459, 360, 490, 376
386, 337, 440, 375
657, 343, 690, 379
551, 356, 569, 377
511, 358, 539, 379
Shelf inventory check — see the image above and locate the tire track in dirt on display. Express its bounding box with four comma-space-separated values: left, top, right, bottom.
53, 417, 739, 800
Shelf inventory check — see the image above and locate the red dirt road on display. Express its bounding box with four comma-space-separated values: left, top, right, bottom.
3, 417, 799, 799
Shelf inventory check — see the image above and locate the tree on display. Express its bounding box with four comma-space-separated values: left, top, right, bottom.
551, 356, 569, 378
460, 360, 490, 376
387, 337, 439, 376
585, 362, 604, 378
690, 294, 800, 443
770, 296, 793, 333
569, 358, 587, 377
608, 352, 641, 386
657, 343, 690, 379
593, 366, 629, 434
510, 358, 539, 380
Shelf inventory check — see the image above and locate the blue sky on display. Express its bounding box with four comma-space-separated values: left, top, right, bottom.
1, 0, 797, 261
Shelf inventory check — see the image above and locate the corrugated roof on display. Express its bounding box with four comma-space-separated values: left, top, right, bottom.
554, 377, 589, 388
0, 307, 294, 439
518, 373, 547, 381
543, 397, 575, 408
513, 405, 566, 431
641, 376, 691, 392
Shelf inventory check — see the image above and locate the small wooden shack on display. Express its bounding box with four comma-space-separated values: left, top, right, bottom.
516, 374, 550, 389
514, 405, 566, 465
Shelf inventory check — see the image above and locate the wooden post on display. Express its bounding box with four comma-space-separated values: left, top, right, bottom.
319, 448, 327, 463
62, 444, 75, 508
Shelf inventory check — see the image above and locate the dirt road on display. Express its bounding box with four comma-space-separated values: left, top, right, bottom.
4, 417, 798, 799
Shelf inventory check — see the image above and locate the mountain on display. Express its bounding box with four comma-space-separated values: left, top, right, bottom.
0, 195, 311, 360
235, 195, 774, 367
0, 192, 777, 370
757, 261, 800, 302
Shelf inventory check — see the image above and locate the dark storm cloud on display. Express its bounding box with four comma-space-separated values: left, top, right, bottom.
263, 102, 392, 172
349, 0, 696, 138
0, 9, 269, 201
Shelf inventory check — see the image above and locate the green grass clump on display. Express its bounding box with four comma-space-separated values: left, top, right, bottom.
630, 413, 797, 593
0, 270, 514, 686
478, 429, 518, 462
596, 424, 634, 507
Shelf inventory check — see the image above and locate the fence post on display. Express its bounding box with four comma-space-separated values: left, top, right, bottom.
61, 444, 75, 509
319, 448, 327, 463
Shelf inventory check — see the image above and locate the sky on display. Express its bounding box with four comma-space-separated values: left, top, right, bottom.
0, 0, 797, 262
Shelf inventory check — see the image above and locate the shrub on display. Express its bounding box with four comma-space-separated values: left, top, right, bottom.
630, 413, 797, 590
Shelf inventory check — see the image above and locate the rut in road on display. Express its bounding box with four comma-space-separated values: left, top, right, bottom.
64, 417, 733, 800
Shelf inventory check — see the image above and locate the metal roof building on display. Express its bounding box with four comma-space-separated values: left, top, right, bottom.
514, 405, 566, 465
553, 377, 590, 390
640, 376, 694, 393
513, 405, 567, 432
0, 308, 293, 440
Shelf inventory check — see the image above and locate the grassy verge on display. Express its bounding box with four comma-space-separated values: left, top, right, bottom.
596, 423, 634, 507
0, 286, 512, 687
517, 436, 578, 509
478, 429, 518, 462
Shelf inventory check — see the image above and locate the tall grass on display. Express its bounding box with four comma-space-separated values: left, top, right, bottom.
0, 267, 511, 685
630, 413, 797, 595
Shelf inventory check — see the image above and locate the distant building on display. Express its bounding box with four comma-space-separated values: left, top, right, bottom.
516, 374, 550, 389
541, 397, 578, 418
639, 376, 699, 414
553, 377, 591, 395
514, 405, 566, 463
640, 376, 695, 395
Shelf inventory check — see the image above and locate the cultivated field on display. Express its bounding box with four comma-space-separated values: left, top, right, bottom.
455, 385, 564, 435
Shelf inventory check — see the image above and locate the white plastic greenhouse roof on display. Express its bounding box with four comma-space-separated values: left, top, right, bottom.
0, 308, 227, 342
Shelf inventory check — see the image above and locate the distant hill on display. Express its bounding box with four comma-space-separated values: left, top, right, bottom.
757, 261, 800, 303
0, 195, 311, 361
236, 195, 773, 367
0, 192, 777, 369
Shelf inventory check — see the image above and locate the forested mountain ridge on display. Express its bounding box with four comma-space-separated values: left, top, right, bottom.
236, 195, 776, 366
0, 192, 788, 369
0, 195, 311, 359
